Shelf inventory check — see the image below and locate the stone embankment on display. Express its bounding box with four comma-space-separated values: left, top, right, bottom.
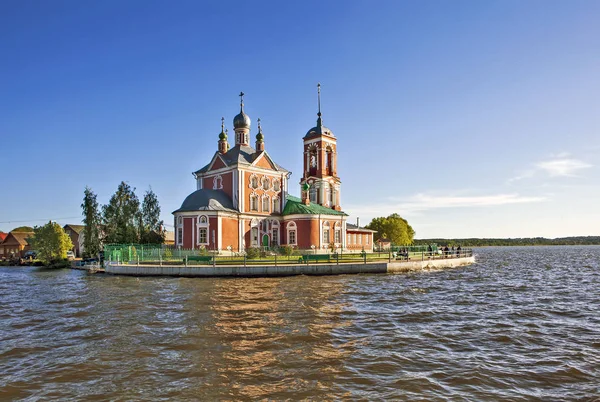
104, 256, 475, 277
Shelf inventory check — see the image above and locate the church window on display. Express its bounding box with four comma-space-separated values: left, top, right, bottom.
325, 147, 333, 175
262, 195, 270, 213
328, 184, 334, 206
334, 223, 341, 243
353, 234, 357, 244
199, 228, 208, 244
197, 215, 209, 245
177, 216, 182, 225
271, 220, 280, 246
323, 221, 330, 244
213, 175, 223, 190
250, 194, 258, 211
262, 176, 270, 190
358, 235, 362, 245
309, 185, 317, 203
272, 197, 280, 213
250, 175, 259, 189
347, 234, 351, 244
177, 228, 183, 245
273, 179, 281, 192
366, 235, 370, 245
308, 146, 318, 174
287, 222, 297, 245
251, 227, 259, 246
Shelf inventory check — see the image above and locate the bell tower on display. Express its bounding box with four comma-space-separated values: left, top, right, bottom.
300, 83, 341, 210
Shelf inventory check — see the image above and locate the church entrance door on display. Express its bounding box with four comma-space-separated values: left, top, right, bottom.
262, 234, 269, 248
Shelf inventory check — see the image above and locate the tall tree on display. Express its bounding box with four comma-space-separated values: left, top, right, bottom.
366, 213, 415, 245
29, 221, 73, 264
102, 181, 141, 244
140, 187, 165, 244
81, 186, 102, 258
11, 226, 33, 232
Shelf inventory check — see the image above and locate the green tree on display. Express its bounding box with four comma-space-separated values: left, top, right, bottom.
102, 181, 141, 244
11, 226, 33, 232
140, 187, 165, 244
29, 221, 73, 264
366, 213, 415, 245
81, 186, 102, 257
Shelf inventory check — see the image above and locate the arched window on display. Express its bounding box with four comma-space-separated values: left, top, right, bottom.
177, 215, 183, 245
328, 184, 334, 206
323, 221, 330, 244
213, 175, 223, 190
272, 197, 280, 213
334, 222, 341, 244
262, 194, 270, 213
273, 179, 281, 192
197, 215, 209, 245
325, 146, 333, 175
251, 218, 259, 247
250, 193, 259, 212
309, 185, 317, 203
287, 221, 297, 245
271, 220, 280, 246
262, 176, 270, 190
308, 145, 318, 175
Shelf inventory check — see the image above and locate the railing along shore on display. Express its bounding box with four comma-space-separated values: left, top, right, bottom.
103, 244, 473, 267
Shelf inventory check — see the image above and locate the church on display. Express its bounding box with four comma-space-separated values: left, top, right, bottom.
173, 86, 374, 254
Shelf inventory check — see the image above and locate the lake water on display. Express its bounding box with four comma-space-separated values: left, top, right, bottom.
1, 246, 599, 401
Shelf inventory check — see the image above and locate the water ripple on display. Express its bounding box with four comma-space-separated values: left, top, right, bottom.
1, 246, 599, 400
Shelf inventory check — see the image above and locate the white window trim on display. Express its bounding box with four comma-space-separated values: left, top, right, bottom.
287, 222, 297, 245
262, 194, 270, 213
250, 193, 259, 212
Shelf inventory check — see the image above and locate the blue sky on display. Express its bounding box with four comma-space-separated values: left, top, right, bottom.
1, 1, 599, 238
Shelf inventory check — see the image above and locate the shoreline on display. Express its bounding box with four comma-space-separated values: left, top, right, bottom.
102, 256, 475, 277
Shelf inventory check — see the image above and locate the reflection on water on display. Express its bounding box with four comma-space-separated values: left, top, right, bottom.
1, 246, 599, 400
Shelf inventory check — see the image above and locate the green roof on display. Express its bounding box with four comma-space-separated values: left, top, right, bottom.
282, 195, 347, 216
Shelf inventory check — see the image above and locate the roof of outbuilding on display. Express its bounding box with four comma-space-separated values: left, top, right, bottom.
195, 145, 289, 174
0, 232, 7, 242
172, 189, 238, 214
63, 224, 84, 234
3, 231, 34, 246
282, 195, 347, 216
346, 223, 377, 233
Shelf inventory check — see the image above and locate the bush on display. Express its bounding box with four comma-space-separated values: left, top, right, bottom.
278, 245, 295, 256
246, 247, 261, 259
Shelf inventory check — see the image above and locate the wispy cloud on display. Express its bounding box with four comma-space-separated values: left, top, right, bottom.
535, 158, 593, 177
345, 192, 546, 218
508, 153, 593, 183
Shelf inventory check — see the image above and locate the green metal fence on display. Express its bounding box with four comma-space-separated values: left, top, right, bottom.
103, 244, 473, 266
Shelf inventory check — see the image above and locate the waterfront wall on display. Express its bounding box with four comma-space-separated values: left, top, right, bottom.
104, 256, 475, 277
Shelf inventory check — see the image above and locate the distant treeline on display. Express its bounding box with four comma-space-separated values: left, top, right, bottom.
413, 236, 600, 247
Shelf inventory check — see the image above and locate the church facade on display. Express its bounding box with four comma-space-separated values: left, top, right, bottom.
173, 87, 374, 253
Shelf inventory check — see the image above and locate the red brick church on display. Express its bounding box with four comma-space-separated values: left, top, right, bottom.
173, 86, 374, 253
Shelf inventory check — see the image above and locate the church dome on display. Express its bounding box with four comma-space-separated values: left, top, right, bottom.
233, 111, 251, 130
305, 124, 333, 138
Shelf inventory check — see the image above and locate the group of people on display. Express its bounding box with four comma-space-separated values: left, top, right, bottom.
442, 245, 462, 257
426, 244, 462, 257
